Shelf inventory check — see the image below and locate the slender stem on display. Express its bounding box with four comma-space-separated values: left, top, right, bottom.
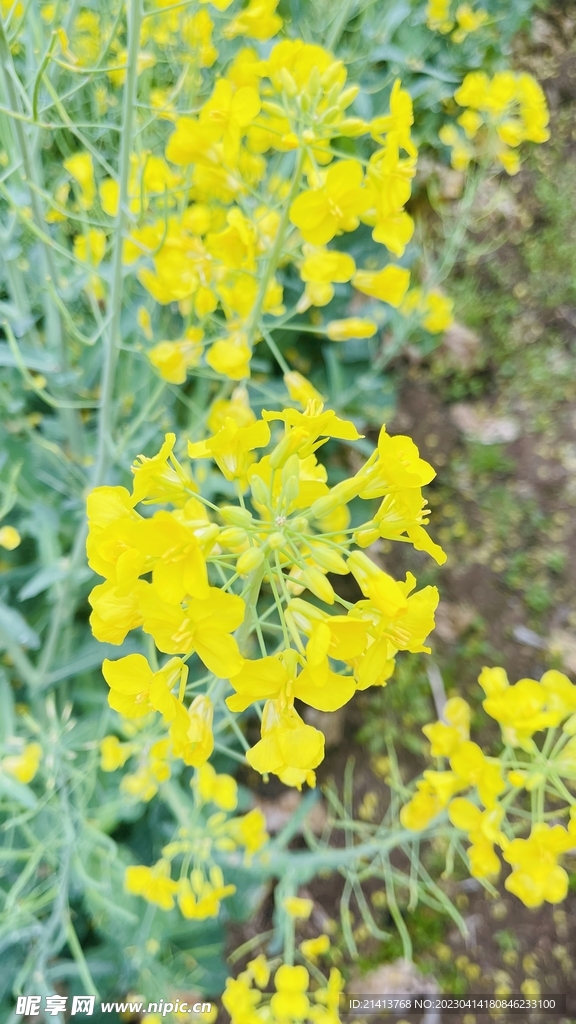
0, 622, 38, 689
245, 147, 306, 351
92, 0, 143, 487
65, 912, 100, 998
35, 520, 88, 687
236, 564, 266, 653
261, 325, 291, 375
385, 869, 413, 962
0, 18, 82, 454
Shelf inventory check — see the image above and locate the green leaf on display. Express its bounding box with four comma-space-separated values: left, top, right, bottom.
0, 774, 38, 809
18, 563, 67, 601
0, 602, 40, 650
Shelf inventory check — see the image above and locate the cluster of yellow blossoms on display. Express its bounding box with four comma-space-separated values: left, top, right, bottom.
88, 398, 444, 796
121, 763, 267, 920
401, 667, 576, 908
53, 10, 457, 384
223, 948, 343, 1024
426, 0, 489, 40
440, 71, 550, 175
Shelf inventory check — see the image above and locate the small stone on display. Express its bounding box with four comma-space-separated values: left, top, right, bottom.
442, 323, 482, 371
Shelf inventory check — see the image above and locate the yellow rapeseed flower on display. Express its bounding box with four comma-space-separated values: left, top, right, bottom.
290, 160, 370, 245
2, 742, 42, 784
352, 264, 410, 306
63, 151, 95, 208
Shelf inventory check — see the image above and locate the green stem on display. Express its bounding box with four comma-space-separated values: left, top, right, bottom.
236, 564, 266, 653
246, 147, 306, 352
92, 0, 143, 487
261, 325, 291, 375
385, 870, 412, 962
0, 18, 82, 455
0, 623, 37, 690
35, 520, 87, 687
65, 912, 100, 998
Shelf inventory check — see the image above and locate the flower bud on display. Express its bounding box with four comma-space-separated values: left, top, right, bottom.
338, 85, 360, 109
307, 66, 322, 98
269, 427, 307, 469
236, 546, 265, 576
219, 506, 254, 528
339, 117, 370, 137
353, 526, 379, 548
197, 522, 221, 552
281, 453, 300, 486
326, 318, 377, 341
284, 371, 322, 406
347, 549, 380, 585
219, 527, 249, 548
525, 771, 545, 792
299, 566, 335, 605
320, 60, 344, 91
290, 516, 309, 533
279, 68, 298, 97
283, 478, 300, 510
309, 478, 361, 519
280, 453, 301, 506
268, 531, 285, 550
261, 100, 286, 118
250, 474, 270, 507
508, 770, 525, 787
306, 541, 348, 574
280, 132, 299, 150
321, 107, 343, 126
325, 83, 343, 108
287, 597, 326, 632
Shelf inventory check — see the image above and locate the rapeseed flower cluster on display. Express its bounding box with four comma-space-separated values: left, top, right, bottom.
123, 761, 268, 920
50, 3, 448, 385
88, 403, 443, 791
400, 287, 454, 335
426, 0, 489, 40
401, 667, 576, 907
440, 71, 550, 174
223, 943, 344, 1024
